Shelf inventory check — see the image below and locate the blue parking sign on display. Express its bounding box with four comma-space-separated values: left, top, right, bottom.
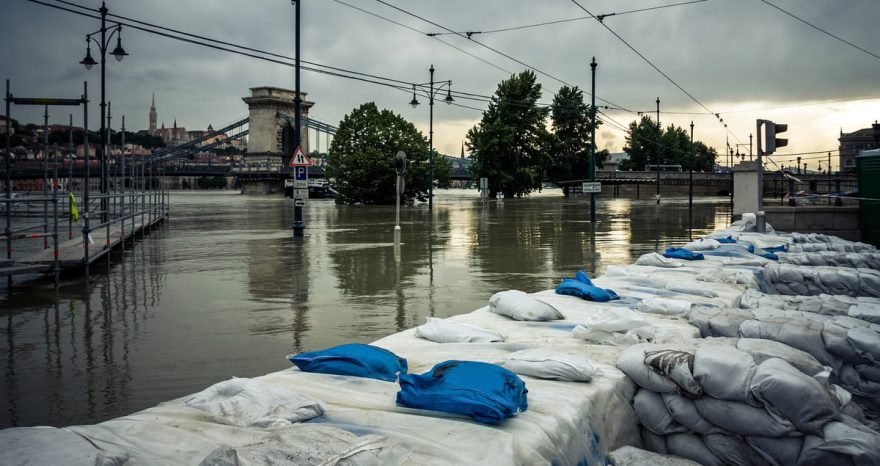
294, 166, 308, 180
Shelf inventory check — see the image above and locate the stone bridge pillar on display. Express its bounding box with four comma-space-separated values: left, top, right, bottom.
242, 87, 314, 158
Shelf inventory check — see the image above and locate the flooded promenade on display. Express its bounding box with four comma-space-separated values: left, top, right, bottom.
0, 190, 731, 428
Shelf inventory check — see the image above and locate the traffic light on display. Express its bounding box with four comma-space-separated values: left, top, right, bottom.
764, 121, 788, 155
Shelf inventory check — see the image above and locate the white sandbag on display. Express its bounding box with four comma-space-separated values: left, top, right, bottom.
489, 290, 563, 321
617, 345, 680, 393
0, 426, 130, 466
636, 297, 692, 316
414, 317, 507, 343
693, 397, 795, 437
571, 308, 651, 345
749, 358, 839, 435
746, 436, 804, 466
665, 282, 719, 298
200, 424, 388, 466
184, 378, 324, 428
491, 348, 602, 382
662, 394, 726, 435
739, 319, 841, 369
640, 428, 669, 455
683, 238, 721, 251
703, 434, 772, 466
707, 308, 754, 337
633, 389, 689, 435
797, 416, 880, 466
644, 349, 701, 396
666, 433, 723, 466
736, 338, 827, 379
823, 321, 871, 365
847, 326, 880, 363
635, 252, 684, 268
608, 445, 701, 466
850, 303, 880, 325
686, 306, 718, 337
692, 346, 757, 404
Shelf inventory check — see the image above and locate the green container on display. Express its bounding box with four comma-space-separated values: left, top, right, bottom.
858, 150, 880, 246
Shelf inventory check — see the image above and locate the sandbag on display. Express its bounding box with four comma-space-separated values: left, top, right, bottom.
797, 416, 880, 466
491, 348, 601, 382
184, 378, 325, 428
640, 428, 669, 455
683, 238, 721, 251
644, 350, 701, 396
736, 338, 827, 379
707, 308, 753, 337
556, 278, 620, 302
693, 397, 795, 437
0, 426, 130, 466
289, 344, 408, 382
608, 445, 701, 466
199, 424, 387, 466
617, 345, 681, 393
692, 346, 756, 403
850, 303, 880, 324
396, 360, 528, 425
749, 358, 839, 435
635, 252, 684, 268
739, 319, 840, 369
663, 248, 704, 261
489, 290, 564, 321
665, 433, 722, 466
746, 436, 804, 466
665, 282, 718, 298
414, 317, 507, 343
636, 297, 692, 316
848, 326, 880, 363
662, 394, 726, 435
571, 308, 651, 346
633, 389, 689, 436
703, 434, 771, 466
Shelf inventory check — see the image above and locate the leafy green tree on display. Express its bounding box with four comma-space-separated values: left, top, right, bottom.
326, 102, 450, 205
466, 70, 551, 197
620, 116, 717, 171
620, 116, 661, 171
548, 86, 610, 191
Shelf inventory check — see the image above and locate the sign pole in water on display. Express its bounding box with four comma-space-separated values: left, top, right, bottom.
290, 146, 311, 236
394, 150, 406, 249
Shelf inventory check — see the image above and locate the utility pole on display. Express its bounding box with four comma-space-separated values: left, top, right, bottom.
291, 0, 305, 236
689, 121, 694, 240
589, 57, 597, 222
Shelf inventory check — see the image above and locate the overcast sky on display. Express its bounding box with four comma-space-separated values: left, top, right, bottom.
2, 0, 878, 170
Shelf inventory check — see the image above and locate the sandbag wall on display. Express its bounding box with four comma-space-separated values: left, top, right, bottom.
617, 339, 880, 465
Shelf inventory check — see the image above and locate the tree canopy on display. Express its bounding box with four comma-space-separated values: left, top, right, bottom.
620, 116, 717, 172
326, 102, 450, 205
466, 70, 551, 198
548, 85, 609, 187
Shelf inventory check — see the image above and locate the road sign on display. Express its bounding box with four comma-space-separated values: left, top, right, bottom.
294, 166, 308, 180
289, 146, 312, 167
294, 199, 305, 207
582, 182, 602, 193
293, 179, 308, 189
293, 188, 309, 199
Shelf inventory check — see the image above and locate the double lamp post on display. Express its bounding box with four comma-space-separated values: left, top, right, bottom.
79, 1, 129, 223
409, 65, 453, 210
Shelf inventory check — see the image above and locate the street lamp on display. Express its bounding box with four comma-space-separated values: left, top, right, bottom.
79, 1, 128, 223
408, 65, 453, 210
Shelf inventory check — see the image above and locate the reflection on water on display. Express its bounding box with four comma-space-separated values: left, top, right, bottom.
0, 190, 730, 428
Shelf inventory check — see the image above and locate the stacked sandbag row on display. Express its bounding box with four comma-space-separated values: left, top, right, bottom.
776, 251, 880, 270
787, 242, 877, 253
787, 232, 877, 252
689, 306, 880, 419
764, 263, 880, 297
739, 289, 880, 324
617, 340, 880, 465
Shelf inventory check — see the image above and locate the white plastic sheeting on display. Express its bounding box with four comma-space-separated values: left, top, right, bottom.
764, 263, 880, 297
414, 317, 507, 343
492, 348, 602, 382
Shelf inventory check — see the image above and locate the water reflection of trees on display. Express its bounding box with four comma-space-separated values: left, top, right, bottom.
0, 237, 165, 428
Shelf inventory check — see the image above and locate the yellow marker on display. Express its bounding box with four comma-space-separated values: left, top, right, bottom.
69, 192, 79, 223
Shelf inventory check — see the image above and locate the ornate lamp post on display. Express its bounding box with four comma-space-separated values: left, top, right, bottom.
409, 65, 453, 210
80, 1, 128, 223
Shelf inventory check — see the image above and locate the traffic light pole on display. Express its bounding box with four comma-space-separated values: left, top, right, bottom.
756, 119, 764, 212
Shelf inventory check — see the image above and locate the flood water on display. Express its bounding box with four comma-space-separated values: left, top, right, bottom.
0, 189, 731, 428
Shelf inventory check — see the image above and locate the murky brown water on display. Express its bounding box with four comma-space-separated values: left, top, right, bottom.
0, 189, 731, 428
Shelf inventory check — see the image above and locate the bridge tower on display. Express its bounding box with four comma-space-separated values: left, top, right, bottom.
242, 87, 314, 158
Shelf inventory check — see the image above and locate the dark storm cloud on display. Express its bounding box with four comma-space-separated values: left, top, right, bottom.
1, 0, 877, 154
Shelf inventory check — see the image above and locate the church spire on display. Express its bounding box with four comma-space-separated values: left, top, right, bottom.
148, 93, 158, 133
151, 93, 155, 109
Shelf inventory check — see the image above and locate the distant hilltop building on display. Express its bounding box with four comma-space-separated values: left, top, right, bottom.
839, 121, 880, 173
146, 94, 243, 149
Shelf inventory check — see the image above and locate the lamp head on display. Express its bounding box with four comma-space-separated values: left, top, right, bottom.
111, 30, 128, 62
80, 44, 97, 70
409, 85, 420, 108
444, 86, 454, 105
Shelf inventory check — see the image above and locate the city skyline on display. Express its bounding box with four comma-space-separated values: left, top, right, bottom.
2, 0, 878, 169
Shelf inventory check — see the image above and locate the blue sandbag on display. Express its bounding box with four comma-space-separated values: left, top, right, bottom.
289, 343, 408, 382
663, 247, 704, 260
763, 244, 787, 253
556, 279, 620, 302
574, 270, 593, 286
716, 236, 737, 244
397, 360, 528, 424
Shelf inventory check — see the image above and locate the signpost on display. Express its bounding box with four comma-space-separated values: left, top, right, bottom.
289, 146, 311, 236
582, 182, 602, 194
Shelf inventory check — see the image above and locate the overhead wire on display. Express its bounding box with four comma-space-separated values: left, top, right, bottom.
760, 0, 880, 62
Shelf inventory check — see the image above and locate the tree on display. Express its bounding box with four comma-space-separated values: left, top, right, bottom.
326, 102, 450, 205
466, 70, 551, 198
548, 85, 609, 192
620, 116, 717, 171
